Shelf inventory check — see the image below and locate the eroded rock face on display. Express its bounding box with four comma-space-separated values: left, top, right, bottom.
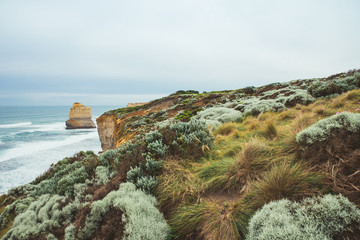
96, 115, 117, 150
66, 103, 96, 129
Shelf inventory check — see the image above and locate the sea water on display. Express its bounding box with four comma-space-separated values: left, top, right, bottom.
0, 106, 117, 194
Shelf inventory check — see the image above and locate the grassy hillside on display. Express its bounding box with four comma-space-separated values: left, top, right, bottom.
1, 70, 360, 240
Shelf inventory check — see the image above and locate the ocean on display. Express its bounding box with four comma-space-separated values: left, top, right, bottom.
0, 105, 117, 194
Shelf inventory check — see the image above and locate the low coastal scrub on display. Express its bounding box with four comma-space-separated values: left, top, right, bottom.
296, 112, 360, 145
1, 70, 360, 239
247, 194, 360, 240
72, 183, 169, 240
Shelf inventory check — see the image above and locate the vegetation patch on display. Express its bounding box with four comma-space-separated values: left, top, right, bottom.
247, 194, 360, 240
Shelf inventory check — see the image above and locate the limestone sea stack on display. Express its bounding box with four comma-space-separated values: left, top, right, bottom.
65, 103, 96, 129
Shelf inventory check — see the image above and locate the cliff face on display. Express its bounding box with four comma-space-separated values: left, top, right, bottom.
66, 103, 96, 129
96, 114, 117, 151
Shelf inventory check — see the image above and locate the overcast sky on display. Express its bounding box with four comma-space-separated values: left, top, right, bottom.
0, 0, 359, 106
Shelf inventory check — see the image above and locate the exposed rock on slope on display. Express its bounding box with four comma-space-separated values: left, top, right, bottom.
126, 102, 148, 107
66, 103, 96, 129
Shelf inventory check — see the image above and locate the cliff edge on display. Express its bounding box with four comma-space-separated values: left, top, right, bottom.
66, 102, 96, 129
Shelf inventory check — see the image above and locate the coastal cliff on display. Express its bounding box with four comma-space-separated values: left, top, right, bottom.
66, 103, 96, 129
96, 70, 360, 152
2, 70, 360, 240
96, 114, 117, 151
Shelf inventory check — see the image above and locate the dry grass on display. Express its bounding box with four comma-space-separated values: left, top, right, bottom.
159, 90, 360, 239
262, 120, 277, 139
214, 122, 240, 136
155, 158, 203, 212
248, 161, 323, 207
198, 138, 269, 193
170, 200, 251, 240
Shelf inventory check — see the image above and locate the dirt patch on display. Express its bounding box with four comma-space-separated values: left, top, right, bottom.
91, 175, 124, 202
74, 205, 91, 230
203, 189, 243, 203
334, 222, 360, 240
92, 208, 124, 240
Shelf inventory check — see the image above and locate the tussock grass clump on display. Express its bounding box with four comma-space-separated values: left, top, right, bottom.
262, 120, 277, 139
249, 161, 323, 206
155, 159, 203, 212
279, 112, 318, 154
198, 138, 269, 193
247, 194, 360, 240
214, 122, 240, 136
171, 200, 251, 240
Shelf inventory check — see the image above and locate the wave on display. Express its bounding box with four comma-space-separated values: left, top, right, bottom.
0, 131, 99, 163
0, 122, 32, 128
23, 122, 65, 133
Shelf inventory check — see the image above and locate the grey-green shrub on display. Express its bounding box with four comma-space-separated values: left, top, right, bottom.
3, 194, 78, 240
170, 119, 214, 147
94, 166, 111, 186
77, 182, 169, 240
296, 112, 360, 145
308, 73, 360, 98
193, 107, 243, 127
246, 194, 360, 240
56, 166, 88, 197
0, 197, 35, 229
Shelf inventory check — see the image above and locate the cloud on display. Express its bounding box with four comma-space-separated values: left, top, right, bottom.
0, 92, 166, 106
0, 0, 359, 105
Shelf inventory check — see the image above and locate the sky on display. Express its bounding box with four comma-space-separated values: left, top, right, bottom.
0, 0, 359, 106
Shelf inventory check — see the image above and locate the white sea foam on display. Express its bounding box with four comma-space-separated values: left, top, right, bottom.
0, 122, 32, 128
17, 122, 66, 133
0, 130, 98, 163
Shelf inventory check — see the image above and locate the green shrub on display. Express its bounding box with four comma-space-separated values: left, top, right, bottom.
94, 166, 111, 186
145, 157, 163, 175
136, 176, 158, 194
99, 149, 116, 167
296, 112, 360, 146
56, 166, 88, 197
126, 166, 144, 183
146, 140, 168, 158
247, 194, 360, 240
31, 161, 89, 198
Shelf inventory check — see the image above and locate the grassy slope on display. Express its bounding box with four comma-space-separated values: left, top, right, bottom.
1, 70, 360, 239
157, 89, 360, 239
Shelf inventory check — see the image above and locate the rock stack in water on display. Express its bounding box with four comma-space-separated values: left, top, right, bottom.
66, 103, 96, 129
